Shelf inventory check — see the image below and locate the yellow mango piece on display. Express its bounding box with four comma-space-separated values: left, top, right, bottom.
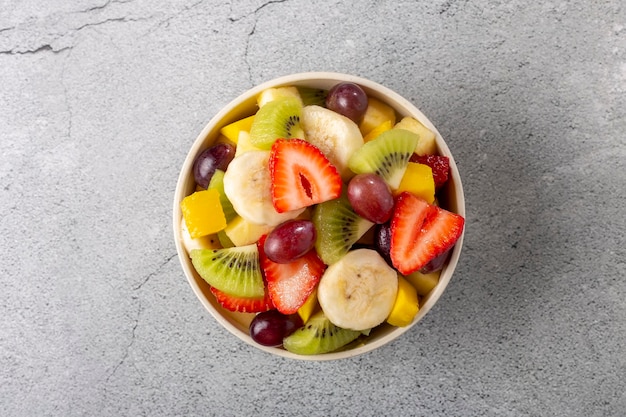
180, 189, 227, 238
297, 288, 320, 323
394, 116, 437, 156
395, 162, 436, 203
257, 86, 303, 108
386, 275, 419, 327
224, 216, 273, 247
405, 270, 441, 296
219, 115, 255, 144
362, 120, 393, 143
359, 97, 397, 136
180, 217, 222, 254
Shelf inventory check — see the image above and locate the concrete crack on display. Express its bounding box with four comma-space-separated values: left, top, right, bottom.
229, 0, 290, 22
0, 44, 71, 55
105, 299, 142, 384
133, 253, 177, 291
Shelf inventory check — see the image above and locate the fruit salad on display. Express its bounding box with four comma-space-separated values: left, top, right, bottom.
179, 82, 465, 355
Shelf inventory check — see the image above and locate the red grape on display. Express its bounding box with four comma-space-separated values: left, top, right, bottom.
193, 142, 236, 188
263, 219, 317, 264
325, 82, 368, 123
249, 310, 303, 347
420, 249, 451, 273
374, 222, 392, 266
347, 173, 394, 223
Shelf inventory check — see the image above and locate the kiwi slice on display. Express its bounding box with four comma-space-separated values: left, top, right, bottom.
249, 96, 304, 149
283, 311, 361, 355
312, 195, 374, 265
190, 245, 265, 298
297, 87, 328, 106
347, 128, 419, 189
207, 169, 237, 223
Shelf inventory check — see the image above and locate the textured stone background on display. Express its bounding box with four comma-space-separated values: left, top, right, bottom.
1, 1, 625, 416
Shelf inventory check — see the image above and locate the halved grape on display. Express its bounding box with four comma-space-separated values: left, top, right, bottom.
325, 82, 368, 123
193, 143, 236, 189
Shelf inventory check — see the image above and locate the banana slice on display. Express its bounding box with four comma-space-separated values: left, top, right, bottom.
317, 248, 398, 331
223, 150, 305, 226
301, 105, 364, 181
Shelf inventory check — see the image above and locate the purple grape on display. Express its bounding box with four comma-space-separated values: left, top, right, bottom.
374, 222, 393, 266
347, 173, 394, 224
325, 82, 368, 123
192, 143, 236, 189
420, 249, 451, 273
249, 310, 303, 347
264, 219, 317, 264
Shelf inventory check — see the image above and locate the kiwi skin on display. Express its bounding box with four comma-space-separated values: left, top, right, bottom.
347, 128, 419, 189
190, 245, 265, 298
282, 311, 361, 355
312, 195, 374, 265
248, 96, 304, 149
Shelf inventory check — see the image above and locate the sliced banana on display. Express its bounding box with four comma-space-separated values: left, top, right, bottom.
301, 105, 364, 181
317, 248, 398, 331
223, 150, 305, 227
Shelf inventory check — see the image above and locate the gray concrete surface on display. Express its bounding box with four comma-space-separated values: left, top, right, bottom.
1, 1, 625, 416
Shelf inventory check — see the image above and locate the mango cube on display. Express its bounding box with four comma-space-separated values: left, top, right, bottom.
395, 162, 436, 203
362, 120, 393, 143
180, 189, 227, 238
394, 116, 437, 156
386, 275, 419, 327
297, 288, 319, 323
219, 115, 255, 144
359, 97, 397, 136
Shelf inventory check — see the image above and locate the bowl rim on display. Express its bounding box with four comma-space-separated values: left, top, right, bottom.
173, 71, 465, 361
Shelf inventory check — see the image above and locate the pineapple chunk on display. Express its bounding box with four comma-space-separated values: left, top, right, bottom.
219, 115, 255, 144
180, 189, 227, 238
234, 130, 262, 157
224, 216, 273, 247
257, 86, 303, 108
395, 162, 436, 203
359, 97, 396, 136
362, 120, 393, 143
394, 116, 437, 156
405, 270, 440, 296
386, 275, 419, 327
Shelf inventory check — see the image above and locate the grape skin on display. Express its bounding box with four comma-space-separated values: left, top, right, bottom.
263, 219, 317, 264
325, 82, 368, 123
193, 143, 236, 189
347, 173, 394, 224
249, 310, 303, 347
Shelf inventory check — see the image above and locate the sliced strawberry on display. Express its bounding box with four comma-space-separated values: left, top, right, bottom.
390, 192, 464, 275
410, 154, 450, 189
269, 138, 342, 213
209, 286, 274, 313
258, 235, 326, 315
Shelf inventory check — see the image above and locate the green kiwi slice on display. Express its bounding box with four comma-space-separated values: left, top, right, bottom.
312, 195, 374, 265
207, 169, 237, 223
347, 128, 419, 189
190, 245, 265, 298
249, 96, 304, 149
297, 87, 328, 106
283, 311, 362, 355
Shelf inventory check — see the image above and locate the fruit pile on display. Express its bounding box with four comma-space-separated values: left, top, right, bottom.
180, 82, 465, 355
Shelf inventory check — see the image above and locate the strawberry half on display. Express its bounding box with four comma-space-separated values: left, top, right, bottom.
209, 286, 274, 313
390, 192, 464, 275
410, 154, 450, 189
269, 138, 342, 213
258, 235, 326, 315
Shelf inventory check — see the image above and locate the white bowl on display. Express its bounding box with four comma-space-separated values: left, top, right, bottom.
173, 72, 465, 360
